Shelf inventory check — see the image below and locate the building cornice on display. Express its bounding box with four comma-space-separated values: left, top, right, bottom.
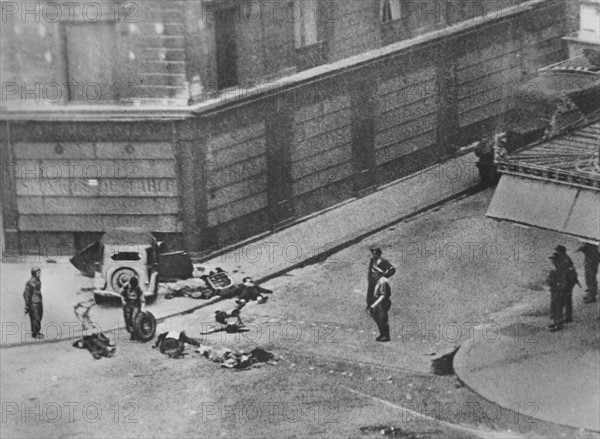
1, 0, 554, 122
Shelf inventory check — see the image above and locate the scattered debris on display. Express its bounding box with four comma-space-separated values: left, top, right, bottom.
164, 268, 246, 300
195, 345, 278, 370
359, 426, 443, 438
163, 280, 215, 300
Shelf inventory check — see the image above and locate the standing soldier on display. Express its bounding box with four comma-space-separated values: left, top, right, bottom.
23, 267, 44, 339
554, 245, 580, 323
366, 248, 396, 309
577, 243, 599, 304
120, 276, 145, 340
368, 276, 392, 341
547, 254, 565, 332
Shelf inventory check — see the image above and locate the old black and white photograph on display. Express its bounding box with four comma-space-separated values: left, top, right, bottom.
1, 0, 599, 438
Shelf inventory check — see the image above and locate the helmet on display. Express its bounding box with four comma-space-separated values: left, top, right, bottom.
128, 277, 139, 288
31, 266, 41, 275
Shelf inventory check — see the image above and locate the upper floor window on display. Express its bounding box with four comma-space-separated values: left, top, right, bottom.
381, 0, 402, 23
62, 21, 117, 102
293, 0, 319, 48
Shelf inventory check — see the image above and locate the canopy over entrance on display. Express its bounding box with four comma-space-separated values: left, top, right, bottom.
487, 121, 600, 243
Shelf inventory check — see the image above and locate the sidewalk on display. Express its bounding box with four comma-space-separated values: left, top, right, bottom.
1, 152, 479, 347
454, 301, 600, 432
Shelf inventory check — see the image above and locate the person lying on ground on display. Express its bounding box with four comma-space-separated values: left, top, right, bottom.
153, 331, 200, 358
235, 277, 273, 310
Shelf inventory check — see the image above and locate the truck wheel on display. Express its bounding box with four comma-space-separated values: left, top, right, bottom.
110, 267, 136, 292
133, 311, 156, 342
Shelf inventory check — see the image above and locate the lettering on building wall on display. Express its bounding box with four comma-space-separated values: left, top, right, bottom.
16, 178, 178, 197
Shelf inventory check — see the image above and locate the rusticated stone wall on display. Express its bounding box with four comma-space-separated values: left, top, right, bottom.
1, 0, 568, 256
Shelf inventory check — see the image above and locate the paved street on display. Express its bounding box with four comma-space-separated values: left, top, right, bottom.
1, 190, 598, 439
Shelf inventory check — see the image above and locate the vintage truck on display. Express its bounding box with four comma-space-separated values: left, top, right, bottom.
70, 228, 193, 303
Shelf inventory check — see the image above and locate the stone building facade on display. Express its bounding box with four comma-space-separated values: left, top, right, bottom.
1, 0, 572, 257
1, 0, 528, 106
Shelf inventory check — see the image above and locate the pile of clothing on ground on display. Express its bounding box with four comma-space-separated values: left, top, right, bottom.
196, 345, 278, 370
163, 283, 216, 300
162, 266, 244, 300
73, 333, 116, 359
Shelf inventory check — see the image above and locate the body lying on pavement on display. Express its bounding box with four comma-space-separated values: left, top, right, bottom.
153, 331, 200, 358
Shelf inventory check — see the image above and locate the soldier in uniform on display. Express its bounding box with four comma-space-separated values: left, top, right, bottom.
23, 267, 44, 339
120, 276, 146, 340
366, 248, 395, 309
577, 243, 599, 304
547, 254, 566, 332
554, 245, 580, 323
368, 276, 392, 341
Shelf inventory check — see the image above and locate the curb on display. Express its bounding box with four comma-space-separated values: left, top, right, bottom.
452, 332, 600, 433
1, 183, 482, 349
189, 151, 480, 264
256, 184, 482, 284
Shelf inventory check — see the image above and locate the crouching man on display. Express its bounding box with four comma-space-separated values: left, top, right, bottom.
120, 276, 145, 340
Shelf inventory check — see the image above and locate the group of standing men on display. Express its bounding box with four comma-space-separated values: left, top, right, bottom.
362, 243, 599, 341
547, 244, 599, 332
21, 242, 599, 342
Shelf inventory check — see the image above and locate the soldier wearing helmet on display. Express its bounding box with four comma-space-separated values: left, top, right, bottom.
23, 267, 43, 339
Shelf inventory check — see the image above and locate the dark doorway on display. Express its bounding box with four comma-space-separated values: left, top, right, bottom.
350, 79, 377, 194
215, 7, 239, 90
266, 110, 295, 229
